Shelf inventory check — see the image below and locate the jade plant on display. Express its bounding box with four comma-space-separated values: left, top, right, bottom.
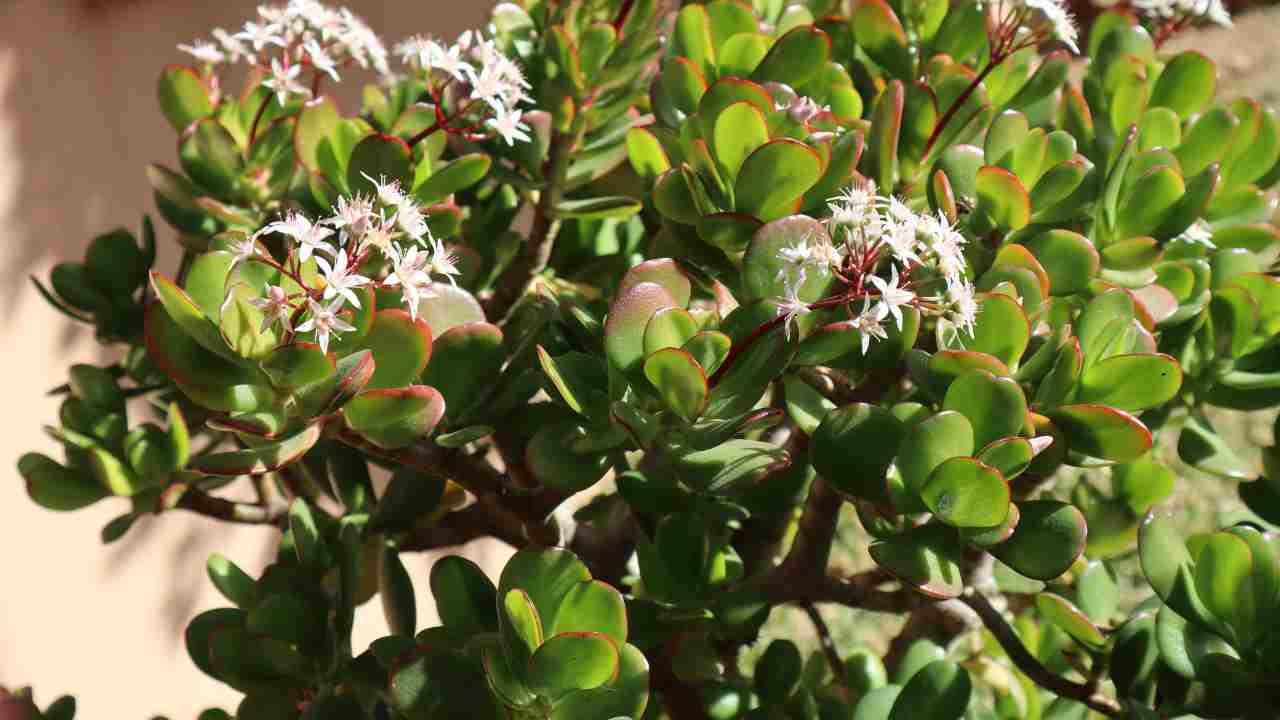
12, 0, 1280, 717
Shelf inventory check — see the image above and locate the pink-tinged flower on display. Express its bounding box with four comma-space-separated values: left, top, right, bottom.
425, 235, 462, 286
361, 172, 406, 207
381, 243, 437, 320
486, 107, 531, 146
296, 296, 355, 354
236, 21, 286, 52
178, 40, 226, 65
262, 211, 335, 262
263, 58, 310, 106
315, 248, 371, 309
248, 284, 293, 333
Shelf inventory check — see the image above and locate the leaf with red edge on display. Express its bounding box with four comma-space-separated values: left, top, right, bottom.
188, 423, 322, 476
344, 385, 446, 449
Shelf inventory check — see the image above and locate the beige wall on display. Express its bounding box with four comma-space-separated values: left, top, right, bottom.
0, 2, 499, 717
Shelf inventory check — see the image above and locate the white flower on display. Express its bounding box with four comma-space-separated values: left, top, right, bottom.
395, 198, 428, 239
869, 266, 916, 329
776, 288, 812, 341
249, 284, 293, 333
425, 235, 462, 285
262, 212, 335, 262
229, 234, 261, 263
394, 35, 433, 67
785, 95, 827, 124
467, 53, 527, 111
178, 40, 226, 65
303, 38, 340, 81
1175, 219, 1217, 249
880, 213, 923, 266
827, 179, 878, 230
212, 28, 252, 62
853, 300, 889, 354
1022, 0, 1079, 53
296, 297, 355, 354
1132, 0, 1231, 25
486, 107, 532, 146
426, 39, 473, 82
776, 238, 816, 286
947, 282, 979, 336
359, 212, 397, 253
381, 243, 437, 320
315, 248, 371, 308
237, 21, 286, 52
362, 172, 406, 206
263, 57, 310, 105
325, 194, 376, 238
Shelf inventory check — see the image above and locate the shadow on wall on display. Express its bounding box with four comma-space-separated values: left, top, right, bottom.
0, 1, 499, 716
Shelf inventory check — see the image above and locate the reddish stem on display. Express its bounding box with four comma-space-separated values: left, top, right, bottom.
920, 56, 1003, 159
247, 93, 273, 147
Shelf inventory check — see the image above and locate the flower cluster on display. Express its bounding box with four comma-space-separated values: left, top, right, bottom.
179, 1, 391, 105
987, 0, 1080, 55
771, 179, 978, 350
392, 30, 532, 146
1131, 0, 1233, 26
241, 182, 459, 353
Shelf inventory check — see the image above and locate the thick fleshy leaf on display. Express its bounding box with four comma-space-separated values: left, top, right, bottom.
1036, 593, 1106, 649
343, 386, 446, 449
526, 422, 610, 493
430, 555, 498, 637
712, 101, 769, 181
643, 307, 699, 356
734, 139, 823, 221
921, 457, 1010, 529
1194, 532, 1254, 639
605, 282, 678, 375
943, 371, 1027, 449
1078, 353, 1181, 411
158, 65, 213, 132
361, 310, 433, 390
864, 80, 904, 190
1150, 51, 1216, 119
1177, 412, 1253, 480
18, 453, 109, 511
1049, 404, 1152, 463
888, 660, 972, 720
528, 632, 619, 700
869, 523, 964, 599
150, 271, 236, 360
261, 343, 334, 390
898, 410, 975, 496
294, 96, 341, 173
498, 548, 592, 649
346, 133, 413, 197
965, 293, 1030, 368
742, 215, 833, 302
644, 347, 709, 422
420, 322, 504, 423
975, 166, 1031, 231
1024, 230, 1099, 295
674, 439, 788, 493
189, 423, 321, 476
417, 283, 484, 335
811, 403, 903, 504
992, 500, 1086, 581
1140, 511, 1218, 631
977, 437, 1036, 481
853, 0, 911, 78
617, 258, 693, 309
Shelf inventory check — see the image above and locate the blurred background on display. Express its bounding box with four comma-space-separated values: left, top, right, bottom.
0, 1, 1277, 718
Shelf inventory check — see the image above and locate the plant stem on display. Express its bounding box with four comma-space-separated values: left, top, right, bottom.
920, 57, 1002, 159
248, 94, 273, 148
961, 590, 1123, 717
802, 603, 847, 685
174, 488, 284, 525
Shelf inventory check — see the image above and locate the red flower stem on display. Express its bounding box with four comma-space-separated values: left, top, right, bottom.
247, 93, 273, 147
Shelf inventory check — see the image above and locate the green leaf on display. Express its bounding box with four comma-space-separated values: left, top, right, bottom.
673, 4, 717, 80
527, 422, 610, 492
1048, 404, 1152, 463
261, 343, 334, 390
755, 639, 803, 704
289, 498, 329, 569
966, 293, 1030, 368
293, 96, 341, 173
361, 310, 433, 390
551, 196, 642, 220
853, 0, 912, 78
158, 65, 213, 132
921, 457, 1010, 529
18, 452, 109, 511
674, 439, 788, 493
188, 423, 321, 476
975, 166, 1031, 231
346, 133, 413, 197
150, 271, 237, 361
605, 281, 679, 374
811, 403, 903, 504
1036, 593, 1106, 649
343, 386, 446, 449
1194, 532, 1255, 640
713, 101, 769, 181
207, 553, 258, 608
1024, 230, 1100, 295
1150, 51, 1215, 119
528, 632, 620, 700
626, 127, 671, 181
368, 468, 445, 534
1175, 107, 1237, 178
751, 25, 831, 87
943, 371, 1027, 449
782, 374, 835, 435
179, 119, 242, 196
420, 321, 504, 423
1118, 165, 1185, 240
742, 215, 834, 302
1078, 353, 1181, 411
888, 660, 971, 720
734, 139, 823, 221
864, 81, 904, 190
644, 347, 709, 422
898, 410, 975, 496
618, 258, 693, 309
549, 580, 628, 646
977, 437, 1036, 481
992, 500, 1086, 581
643, 307, 699, 356
1177, 412, 1253, 480
380, 543, 417, 636
869, 523, 964, 599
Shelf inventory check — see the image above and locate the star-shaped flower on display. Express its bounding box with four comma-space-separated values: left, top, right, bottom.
315, 248, 371, 309
296, 296, 355, 354
248, 284, 293, 333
